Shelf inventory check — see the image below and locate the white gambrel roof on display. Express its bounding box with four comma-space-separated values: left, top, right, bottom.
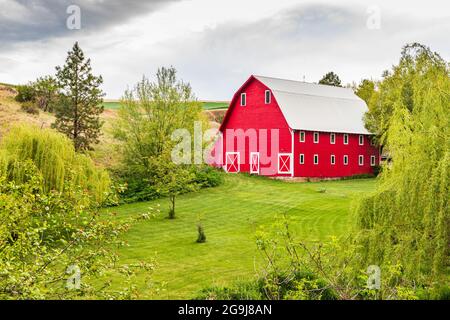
254, 75, 371, 134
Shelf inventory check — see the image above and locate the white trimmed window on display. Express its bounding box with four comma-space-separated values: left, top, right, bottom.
265, 90, 271, 104
240, 93, 246, 106
371, 155, 376, 166
313, 154, 319, 165
330, 133, 335, 144
359, 135, 364, 146
313, 132, 319, 144
343, 134, 349, 145
299, 154, 305, 164
359, 155, 364, 166
343, 155, 348, 165
299, 131, 305, 142
331, 154, 336, 165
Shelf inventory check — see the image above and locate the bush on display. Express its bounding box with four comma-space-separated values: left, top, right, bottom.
15, 84, 36, 102
192, 165, 224, 188
196, 223, 206, 243
20, 101, 39, 115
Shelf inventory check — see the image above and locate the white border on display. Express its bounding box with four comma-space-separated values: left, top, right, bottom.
343, 155, 349, 165
343, 133, 349, 145
265, 90, 271, 104
299, 131, 305, 142
225, 152, 240, 173
330, 133, 336, 144
331, 154, 335, 165
359, 155, 364, 166
359, 135, 364, 146
313, 132, 319, 144
370, 155, 376, 166
313, 154, 319, 165
278, 153, 293, 174
250, 152, 260, 174
240, 93, 246, 106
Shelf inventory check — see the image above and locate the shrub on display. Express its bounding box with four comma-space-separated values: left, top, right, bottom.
15, 84, 36, 103
191, 165, 224, 188
196, 223, 206, 243
20, 101, 39, 115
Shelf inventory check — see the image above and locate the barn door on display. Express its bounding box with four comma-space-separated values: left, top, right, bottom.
278, 153, 292, 174
225, 152, 240, 173
250, 152, 260, 174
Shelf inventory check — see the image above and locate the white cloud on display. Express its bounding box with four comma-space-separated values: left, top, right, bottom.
0, 0, 449, 99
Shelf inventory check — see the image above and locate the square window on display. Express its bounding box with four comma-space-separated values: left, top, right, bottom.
371, 155, 376, 166
359, 155, 364, 166
359, 135, 364, 146
331, 154, 335, 165
299, 131, 305, 142
343, 134, 349, 145
314, 154, 319, 165
300, 154, 304, 164
265, 90, 271, 104
313, 132, 319, 144
330, 133, 335, 144
343, 155, 348, 165
241, 93, 246, 106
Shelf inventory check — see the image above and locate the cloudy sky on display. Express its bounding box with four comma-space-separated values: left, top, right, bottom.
0, 0, 449, 100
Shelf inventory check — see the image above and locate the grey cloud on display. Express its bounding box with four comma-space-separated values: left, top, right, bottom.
0, 0, 180, 43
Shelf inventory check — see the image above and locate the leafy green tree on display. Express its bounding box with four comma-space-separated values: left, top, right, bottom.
53, 42, 105, 151
0, 125, 153, 299
318, 71, 342, 87
114, 67, 206, 201
15, 83, 36, 103
149, 155, 197, 219
354, 43, 449, 295
355, 79, 376, 105
363, 43, 447, 145
33, 75, 59, 112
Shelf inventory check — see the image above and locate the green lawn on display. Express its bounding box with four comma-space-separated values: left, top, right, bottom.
102, 101, 229, 111
105, 174, 376, 299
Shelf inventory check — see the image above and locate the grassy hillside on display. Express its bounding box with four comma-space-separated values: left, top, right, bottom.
104, 174, 376, 299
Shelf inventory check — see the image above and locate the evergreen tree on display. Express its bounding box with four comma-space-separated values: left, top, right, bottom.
318, 71, 342, 87
53, 42, 105, 151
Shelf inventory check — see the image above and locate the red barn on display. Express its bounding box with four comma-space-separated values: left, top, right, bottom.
211, 75, 380, 178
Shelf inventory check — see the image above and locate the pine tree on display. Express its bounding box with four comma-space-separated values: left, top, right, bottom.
318, 71, 342, 87
53, 42, 105, 151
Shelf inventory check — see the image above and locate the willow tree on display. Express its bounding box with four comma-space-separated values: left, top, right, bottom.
353, 43, 449, 293
0, 124, 110, 204
53, 42, 105, 151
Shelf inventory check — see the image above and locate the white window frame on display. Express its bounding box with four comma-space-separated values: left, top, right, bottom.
330, 133, 336, 144
299, 153, 305, 164
264, 90, 271, 104
343, 134, 349, 145
313, 132, 319, 144
313, 154, 319, 165
225, 152, 240, 173
359, 135, 364, 146
359, 155, 364, 166
250, 152, 260, 174
343, 155, 348, 166
240, 93, 246, 106
299, 131, 305, 143
370, 155, 376, 167
278, 153, 292, 174
331, 154, 336, 165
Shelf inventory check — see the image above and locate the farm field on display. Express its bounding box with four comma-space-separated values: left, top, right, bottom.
102, 100, 229, 110
105, 174, 377, 299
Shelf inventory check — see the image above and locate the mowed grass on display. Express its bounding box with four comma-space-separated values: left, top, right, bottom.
105, 174, 376, 299
102, 100, 229, 111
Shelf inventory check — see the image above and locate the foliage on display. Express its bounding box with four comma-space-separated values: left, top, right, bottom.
318, 71, 342, 87
0, 149, 153, 299
196, 223, 206, 243
0, 124, 111, 204
20, 101, 39, 115
114, 67, 204, 166
15, 84, 36, 103
355, 79, 376, 105
353, 43, 449, 295
53, 42, 105, 151
363, 43, 448, 145
33, 75, 59, 112
113, 67, 211, 202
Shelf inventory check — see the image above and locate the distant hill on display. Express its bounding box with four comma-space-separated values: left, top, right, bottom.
102, 100, 229, 111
